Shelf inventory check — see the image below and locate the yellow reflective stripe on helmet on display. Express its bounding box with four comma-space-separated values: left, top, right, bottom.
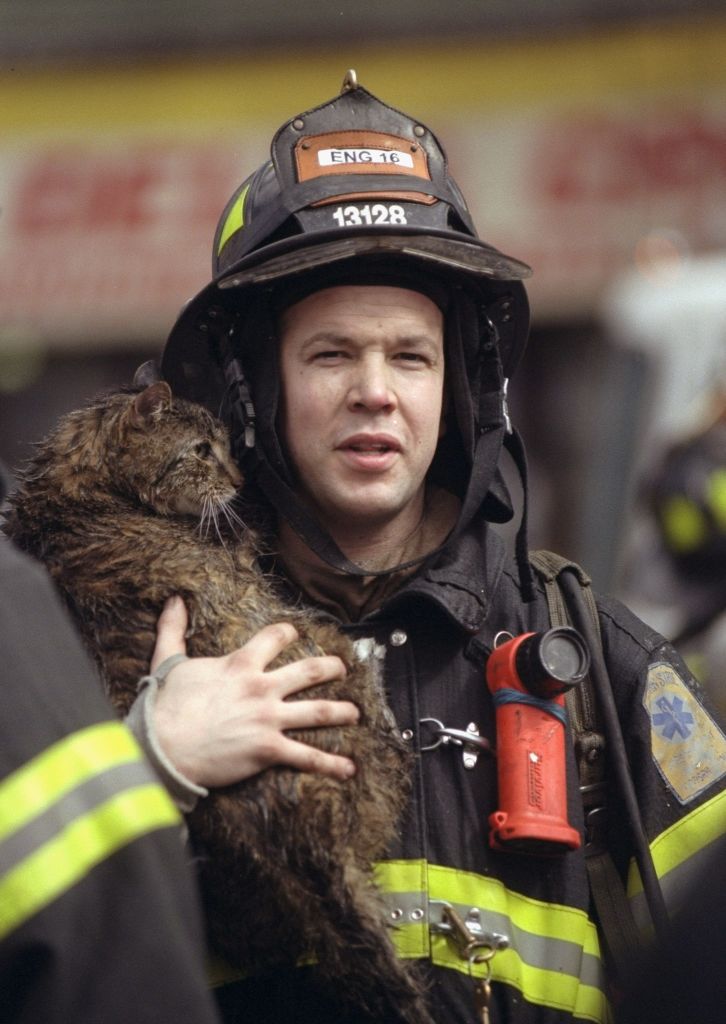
216, 183, 250, 257
0, 783, 179, 939
627, 785, 726, 901
374, 860, 610, 1023
0, 721, 144, 842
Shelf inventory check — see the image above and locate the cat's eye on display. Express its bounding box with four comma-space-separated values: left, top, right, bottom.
194, 441, 212, 458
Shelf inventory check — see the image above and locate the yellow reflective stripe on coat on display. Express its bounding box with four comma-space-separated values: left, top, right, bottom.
0, 721, 142, 840
375, 860, 611, 1024
0, 721, 180, 939
627, 786, 726, 920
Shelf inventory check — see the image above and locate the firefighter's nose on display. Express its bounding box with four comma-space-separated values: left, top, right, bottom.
348, 357, 396, 412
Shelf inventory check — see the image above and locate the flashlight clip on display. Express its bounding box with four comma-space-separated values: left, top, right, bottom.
419, 718, 493, 769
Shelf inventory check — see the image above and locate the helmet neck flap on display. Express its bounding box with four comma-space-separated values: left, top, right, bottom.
161, 72, 535, 596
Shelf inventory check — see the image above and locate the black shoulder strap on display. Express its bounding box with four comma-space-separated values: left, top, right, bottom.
529, 550, 643, 978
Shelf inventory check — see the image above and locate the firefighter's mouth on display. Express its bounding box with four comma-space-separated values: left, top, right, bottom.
339, 434, 401, 453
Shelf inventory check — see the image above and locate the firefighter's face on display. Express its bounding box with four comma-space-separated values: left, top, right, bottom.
278, 284, 445, 543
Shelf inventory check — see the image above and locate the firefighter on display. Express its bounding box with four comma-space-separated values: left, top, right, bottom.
0, 462, 222, 1024
130, 73, 726, 1023
647, 408, 726, 713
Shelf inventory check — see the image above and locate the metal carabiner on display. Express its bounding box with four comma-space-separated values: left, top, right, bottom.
429, 900, 509, 958
419, 718, 493, 768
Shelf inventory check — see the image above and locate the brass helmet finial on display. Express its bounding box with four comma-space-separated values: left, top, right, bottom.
341, 68, 358, 92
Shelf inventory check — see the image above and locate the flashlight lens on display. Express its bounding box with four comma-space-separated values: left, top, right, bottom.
514, 627, 590, 696
541, 632, 589, 682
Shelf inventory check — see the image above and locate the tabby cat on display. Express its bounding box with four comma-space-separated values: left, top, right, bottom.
3, 381, 431, 1024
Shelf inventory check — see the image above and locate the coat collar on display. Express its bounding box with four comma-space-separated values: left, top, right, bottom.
377, 520, 508, 635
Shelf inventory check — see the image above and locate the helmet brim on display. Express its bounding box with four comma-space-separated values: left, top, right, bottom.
217, 225, 532, 290
161, 226, 530, 406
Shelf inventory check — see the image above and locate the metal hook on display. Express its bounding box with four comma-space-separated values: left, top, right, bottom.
419, 718, 493, 767
430, 901, 509, 959
341, 69, 358, 92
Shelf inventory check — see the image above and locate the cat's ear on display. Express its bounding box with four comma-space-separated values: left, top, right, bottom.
130, 381, 173, 427
132, 360, 162, 387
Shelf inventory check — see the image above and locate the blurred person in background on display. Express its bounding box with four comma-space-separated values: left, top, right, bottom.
646, 389, 726, 712
620, 382, 726, 717
0, 460, 223, 1024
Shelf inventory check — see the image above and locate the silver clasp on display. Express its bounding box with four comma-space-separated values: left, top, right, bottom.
430, 900, 509, 959
419, 718, 493, 768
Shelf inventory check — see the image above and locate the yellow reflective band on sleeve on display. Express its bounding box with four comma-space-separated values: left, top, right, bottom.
707, 468, 726, 530
627, 785, 726, 900
216, 183, 250, 257
0, 783, 180, 939
374, 859, 610, 1024
0, 721, 145, 842
661, 496, 707, 553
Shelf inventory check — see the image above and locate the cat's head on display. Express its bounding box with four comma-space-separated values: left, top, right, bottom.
116, 382, 243, 517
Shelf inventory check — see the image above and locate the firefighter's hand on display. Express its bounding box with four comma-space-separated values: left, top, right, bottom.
149, 595, 358, 788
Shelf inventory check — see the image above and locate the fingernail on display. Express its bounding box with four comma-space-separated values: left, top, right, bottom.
343, 761, 356, 778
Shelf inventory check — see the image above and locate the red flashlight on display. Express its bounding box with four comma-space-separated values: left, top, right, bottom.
486, 627, 589, 854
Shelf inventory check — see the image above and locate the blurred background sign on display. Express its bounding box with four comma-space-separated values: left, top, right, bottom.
1, 3, 725, 606
0, 139, 247, 346
2, 17, 726, 344
3, 98, 725, 342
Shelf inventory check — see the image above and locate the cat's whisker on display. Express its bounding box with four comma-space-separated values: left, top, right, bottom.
208, 501, 220, 537
206, 501, 219, 543
199, 497, 214, 541
219, 499, 245, 539
211, 501, 231, 553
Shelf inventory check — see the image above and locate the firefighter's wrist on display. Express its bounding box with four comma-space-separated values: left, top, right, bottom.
126, 679, 208, 813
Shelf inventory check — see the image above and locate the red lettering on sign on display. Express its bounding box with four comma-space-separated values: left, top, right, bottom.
14, 145, 239, 233
536, 110, 726, 203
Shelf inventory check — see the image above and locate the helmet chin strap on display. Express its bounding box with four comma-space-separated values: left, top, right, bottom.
503, 427, 536, 603
251, 425, 511, 579
249, 414, 535, 596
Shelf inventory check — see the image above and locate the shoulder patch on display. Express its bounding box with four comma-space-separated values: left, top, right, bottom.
643, 662, 726, 804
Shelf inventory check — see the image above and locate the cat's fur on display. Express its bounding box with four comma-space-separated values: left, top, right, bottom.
3, 381, 431, 1023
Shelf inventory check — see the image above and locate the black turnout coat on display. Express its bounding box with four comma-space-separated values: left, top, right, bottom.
0, 466, 221, 1024
215, 520, 726, 1024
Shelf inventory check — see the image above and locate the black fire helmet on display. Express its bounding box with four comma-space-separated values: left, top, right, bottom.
161, 70, 535, 590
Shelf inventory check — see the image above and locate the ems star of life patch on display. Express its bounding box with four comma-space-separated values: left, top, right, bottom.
644, 662, 726, 803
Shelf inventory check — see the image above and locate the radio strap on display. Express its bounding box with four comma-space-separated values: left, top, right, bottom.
528, 550, 643, 980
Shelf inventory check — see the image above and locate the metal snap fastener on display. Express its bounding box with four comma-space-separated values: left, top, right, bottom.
401, 729, 414, 742
410, 908, 425, 921
390, 629, 407, 646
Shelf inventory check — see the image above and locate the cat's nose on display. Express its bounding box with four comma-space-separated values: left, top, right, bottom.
227, 460, 243, 487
